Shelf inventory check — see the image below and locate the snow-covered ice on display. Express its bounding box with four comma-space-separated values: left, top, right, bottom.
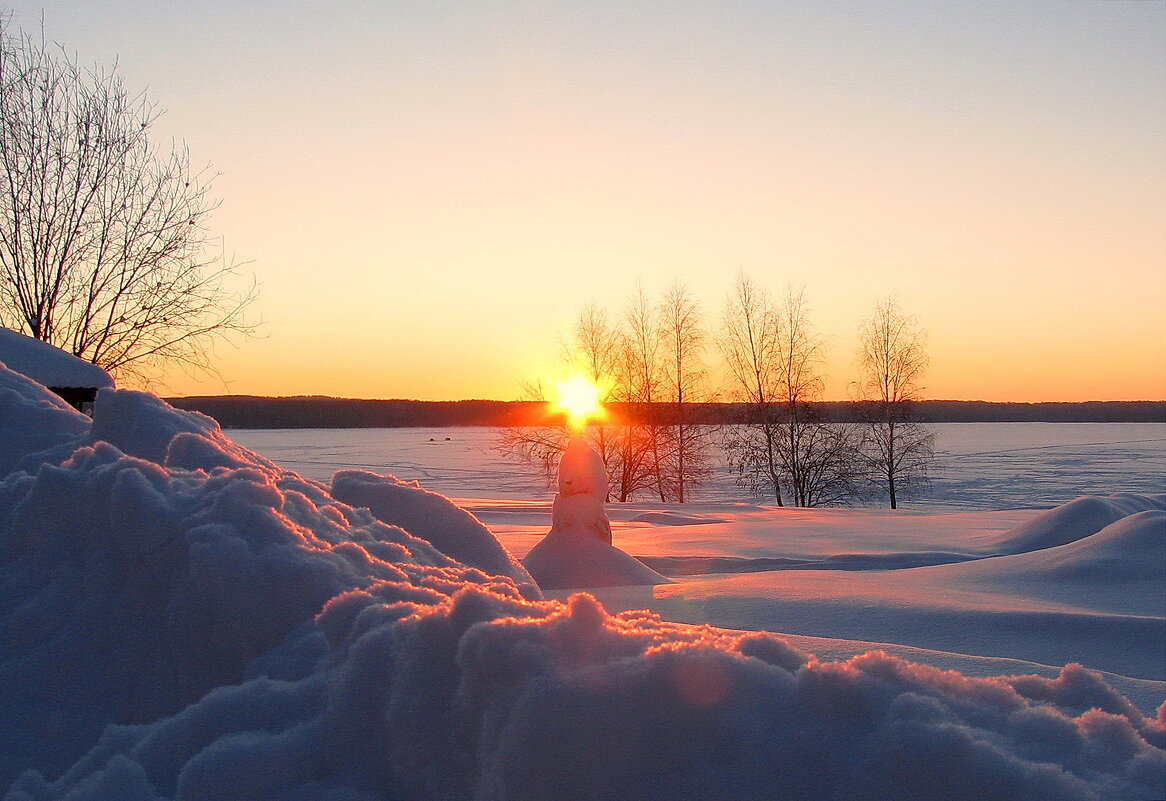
1, 363, 1163, 800
230, 422, 1166, 510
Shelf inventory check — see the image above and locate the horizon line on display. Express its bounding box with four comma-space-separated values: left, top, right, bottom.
163, 394, 1166, 406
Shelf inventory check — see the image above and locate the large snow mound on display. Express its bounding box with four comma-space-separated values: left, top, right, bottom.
993, 492, 1166, 554
0, 371, 1162, 800
0, 328, 113, 389
985, 510, 1166, 584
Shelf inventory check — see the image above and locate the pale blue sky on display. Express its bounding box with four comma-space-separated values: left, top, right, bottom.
3, 1, 1163, 400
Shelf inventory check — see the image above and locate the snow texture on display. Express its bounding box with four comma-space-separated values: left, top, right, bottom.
0, 328, 113, 390
0, 365, 1162, 800
330, 469, 537, 589
556, 435, 609, 500
0, 368, 90, 476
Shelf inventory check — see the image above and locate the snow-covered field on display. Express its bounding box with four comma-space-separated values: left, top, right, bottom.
2, 362, 1164, 800
234, 425, 1166, 707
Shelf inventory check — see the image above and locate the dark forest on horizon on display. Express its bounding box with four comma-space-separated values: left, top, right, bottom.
167, 396, 1166, 429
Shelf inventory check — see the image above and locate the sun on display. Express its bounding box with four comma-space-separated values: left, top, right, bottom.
553, 374, 607, 431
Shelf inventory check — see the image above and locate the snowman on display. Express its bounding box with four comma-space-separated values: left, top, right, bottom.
521, 434, 669, 590
551, 435, 613, 544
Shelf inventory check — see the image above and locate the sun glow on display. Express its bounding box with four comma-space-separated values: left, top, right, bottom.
553, 374, 607, 431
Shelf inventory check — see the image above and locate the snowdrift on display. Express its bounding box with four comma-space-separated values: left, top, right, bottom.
0, 366, 92, 476
992, 492, 1166, 554
520, 437, 671, 591
965, 510, 1166, 586
0, 364, 1163, 800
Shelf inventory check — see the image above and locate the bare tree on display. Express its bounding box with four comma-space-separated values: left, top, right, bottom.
720, 278, 862, 507
568, 302, 623, 493
612, 285, 667, 501
0, 20, 254, 383
772, 286, 859, 507
718, 273, 785, 504
855, 297, 935, 508
495, 305, 624, 499
493, 378, 568, 487
657, 281, 713, 502
500, 288, 715, 504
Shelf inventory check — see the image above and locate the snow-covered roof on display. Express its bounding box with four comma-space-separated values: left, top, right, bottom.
0, 326, 114, 389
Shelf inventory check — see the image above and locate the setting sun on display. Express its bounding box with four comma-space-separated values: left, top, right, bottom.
553, 374, 607, 430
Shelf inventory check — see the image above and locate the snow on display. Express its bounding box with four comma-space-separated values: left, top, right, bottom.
330, 469, 537, 589
0, 367, 90, 476
0, 364, 1163, 800
0, 327, 113, 390
230, 423, 1166, 510
521, 436, 670, 590
555, 435, 609, 500
992, 492, 1166, 554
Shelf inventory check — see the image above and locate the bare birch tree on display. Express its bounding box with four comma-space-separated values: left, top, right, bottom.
0, 20, 254, 383
613, 285, 666, 501
495, 304, 625, 499
772, 287, 861, 506
856, 297, 935, 508
658, 281, 713, 502
718, 273, 785, 504
721, 278, 862, 506
499, 288, 714, 504
493, 378, 567, 486
567, 302, 623, 492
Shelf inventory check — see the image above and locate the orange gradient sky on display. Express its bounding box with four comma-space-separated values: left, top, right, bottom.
6, 2, 1164, 402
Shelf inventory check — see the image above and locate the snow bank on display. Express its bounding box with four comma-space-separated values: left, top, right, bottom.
0, 367, 90, 476
522, 523, 673, 589
9, 590, 1165, 801
631, 511, 727, 526
330, 469, 536, 588
0, 371, 1162, 800
976, 510, 1166, 585
0, 373, 531, 791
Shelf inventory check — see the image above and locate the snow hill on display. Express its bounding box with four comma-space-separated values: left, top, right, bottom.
0, 362, 1163, 800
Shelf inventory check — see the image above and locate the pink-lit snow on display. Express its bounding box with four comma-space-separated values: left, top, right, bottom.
1, 361, 1163, 800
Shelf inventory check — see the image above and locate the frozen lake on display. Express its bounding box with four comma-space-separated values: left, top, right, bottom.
230, 422, 1166, 511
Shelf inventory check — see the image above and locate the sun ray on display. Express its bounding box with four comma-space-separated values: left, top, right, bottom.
553, 374, 607, 432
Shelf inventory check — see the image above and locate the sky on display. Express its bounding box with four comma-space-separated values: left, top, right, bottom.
3, 1, 1164, 402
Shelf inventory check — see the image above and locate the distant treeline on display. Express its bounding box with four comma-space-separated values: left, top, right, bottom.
166, 395, 1166, 429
